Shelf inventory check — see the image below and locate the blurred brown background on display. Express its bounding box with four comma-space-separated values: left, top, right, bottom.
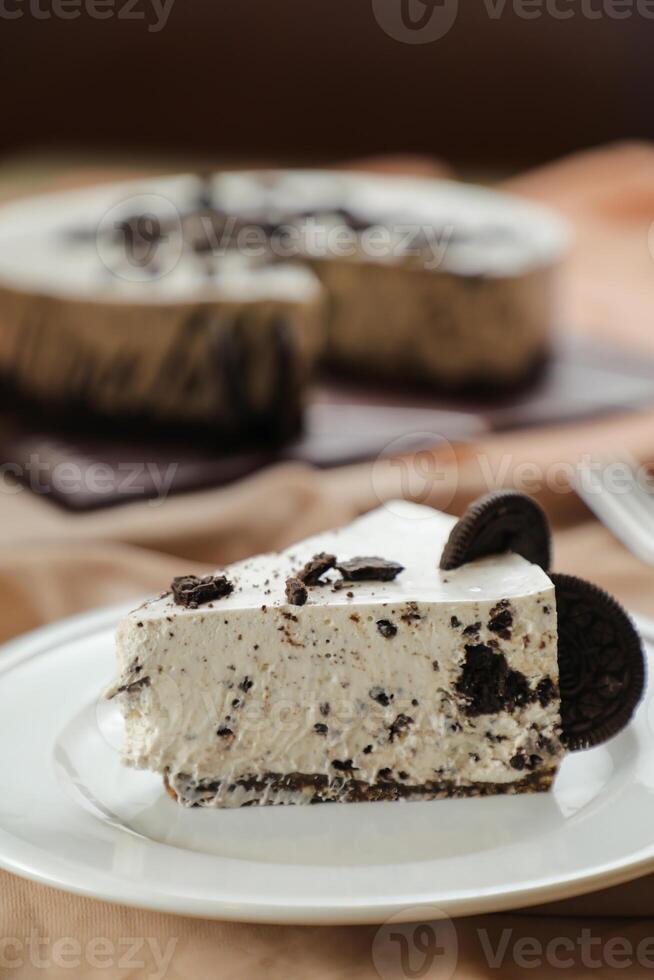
0, 0, 649, 171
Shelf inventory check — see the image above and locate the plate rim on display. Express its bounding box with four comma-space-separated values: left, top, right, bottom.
0, 603, 652, 925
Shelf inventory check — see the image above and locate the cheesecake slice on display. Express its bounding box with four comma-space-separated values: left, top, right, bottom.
107, 501, 563, 807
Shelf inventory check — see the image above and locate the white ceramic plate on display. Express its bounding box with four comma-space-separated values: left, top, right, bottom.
0, 604, 652, 925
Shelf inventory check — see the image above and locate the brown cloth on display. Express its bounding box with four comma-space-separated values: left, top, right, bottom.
2, 144, 654, 977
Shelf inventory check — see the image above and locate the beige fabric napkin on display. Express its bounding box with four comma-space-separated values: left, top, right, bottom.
2, 145, 654, 977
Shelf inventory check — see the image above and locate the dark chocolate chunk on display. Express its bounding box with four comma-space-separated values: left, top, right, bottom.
295, 552, 336, 586
388, 713, 413, 741
331, 758, 357, 772
172, 573, 233, 608
488, 600, 513, 639
314, 723, 328, 735
455, 643, 532, 716
401, 602, 421, 622
216, 726, 234, 738
552, 572, 646, 750
114, 675, 150, 696
285, 577, 308, 606
537, 734, 555, 753
439, 491, 551, 571
336, 556, 404, 582
376, 619, 398, 638
535, 676, 558, 707
369, 687, 393, 707
238, 676, 254, 693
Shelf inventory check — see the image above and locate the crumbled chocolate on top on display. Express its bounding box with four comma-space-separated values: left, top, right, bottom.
336, 556, 404, 582
285, 577, 308, 606
376, 619, 398, 638
172, 574, 233, 608
295, 552, 336, 585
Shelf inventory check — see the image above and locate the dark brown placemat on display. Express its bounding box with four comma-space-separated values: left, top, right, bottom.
2, 335, 654, 511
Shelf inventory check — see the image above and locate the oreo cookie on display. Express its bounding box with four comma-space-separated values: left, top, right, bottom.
172, 573, 233, 608
336, 556, 404, 582
553, 572, 646, 750
285, 577, 308, 606
439, 491, 551, 571
296, 552, 336, 586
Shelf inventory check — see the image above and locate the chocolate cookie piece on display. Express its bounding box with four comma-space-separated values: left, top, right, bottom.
285, 577, 308, 606
553, 572, 646, 750
439, 491, 551, 571
172, 573, 234, 608
376, 619, 398, 638
296, 552, 337, 585
336, 556, 404, 582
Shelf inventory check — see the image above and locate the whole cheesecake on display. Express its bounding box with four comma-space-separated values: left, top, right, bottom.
0, 171, 568, 441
